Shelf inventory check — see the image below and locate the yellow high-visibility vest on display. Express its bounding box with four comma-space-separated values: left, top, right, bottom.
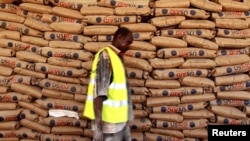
83, 46, 128, 123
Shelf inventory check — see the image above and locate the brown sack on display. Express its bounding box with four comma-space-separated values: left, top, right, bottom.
50, 22, 83, 34
180, 59, 216, 69
217, 91, 250, 100
74, 94, 86, 102
209, 99, 249, 107
38, 117, 88, 128
44, 32, 91, 43
153, 0, 190, 8
48, 57, 82, 68
0, 92, 33, 102
0, 109, 22, 122
0, 130, 18, 139
0, 121, 20, 130
35, 62, 88, 77
128, 79, 145, 87
151, 36, 187, 48
42, 88, 74, 100
51, 126, 83, 135
130, 118, 151, 132
0, 21, 43, 37
134, 109, 148, 118
120, 23, 157, 32
180, 94, 216, 103
149, 113, 183, 122
211, 62, 250, 76
154, 8, 209, 19
150, 16, 186, 28
130, 87, 149, 95
218, 0, 249, 11
216, 47, 250, 56
150, 128, 184, 138
40, 134, 91, 141
183, 128, 208, 139
20, 119, 51, 134
214, 54, 250, 66
216, 81, 250, 92
52, 6, 84, 19
217, 28, 250, 39
146, 97, 180, 107
208, 105, 247, 119
0, 11, 25, 23
0, 48, 15, 57
212, 115, 250, 125
115, 7, 151, 16
11, 83, 42, 99
80, 6, 114, 15
131, 95, 147, 103
21, 35, 49, 47
49, 40, 84, 49
145, 79, 180, 89
215, 19, 249, 29
0, 65, 13, 76
158, 29, 216, 39
215, 74, 250, 85
182, 109, 215, 119
41, 14, 83, 23
83, 15, 141, 25
152, 68, 209, 79
83, 25, 118, 35
48, 74, 82, 84
0, 30, 21, 41
183, 35, 219, 50
8, 74, 37, 86
14, 67, 46, 79
0, 86, 8, 93
190, 0, 222, 12
18, 101, 48, 117
129, 40, 156, 51
212, 11, 250, 19
16, 127, 41, 139
149, 102, 207, 113
97, 0, 150, 8
35, 97, 83, 112
179, 20, 215, 29
157, 48, 216, 58
19, 109, 39, 121
20, 3, 52, 14
49, 0, 96, 10
180, 76, 213, 87
0, 39, 41, 53
81, 61, 92, 70
152, 119, 208, 130
39, 47, 93, 61
84, 42, 109, 53
149, 58, 184, 69
16, 51, 47, 63
0, 102, 17, 110
22, 0, 50, 4
149, 87, 205, 97
123, 55, 152, 72
24, 17, 53, 32
214, 37, 250, 48
124, 50, 156, 59
125, 67, 149, 79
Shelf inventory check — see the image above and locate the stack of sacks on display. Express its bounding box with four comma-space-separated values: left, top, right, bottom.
144, 0, 220, 141
0, 0, 94, 140
208, 0, 250, 126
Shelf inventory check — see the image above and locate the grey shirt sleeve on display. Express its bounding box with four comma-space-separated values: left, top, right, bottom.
95, 52, 111, 97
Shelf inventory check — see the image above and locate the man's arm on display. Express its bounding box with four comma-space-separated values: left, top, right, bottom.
94, 51, 111, 129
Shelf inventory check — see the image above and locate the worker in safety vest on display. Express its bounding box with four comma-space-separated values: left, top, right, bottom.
84, 27, 134, 141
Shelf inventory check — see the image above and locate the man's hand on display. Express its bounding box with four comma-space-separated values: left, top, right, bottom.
93, 128, 103, 141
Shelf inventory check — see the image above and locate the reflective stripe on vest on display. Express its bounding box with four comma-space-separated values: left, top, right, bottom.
83, 47, 128, 123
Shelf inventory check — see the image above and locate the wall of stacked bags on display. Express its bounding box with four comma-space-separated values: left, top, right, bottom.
0, 0, 250, 140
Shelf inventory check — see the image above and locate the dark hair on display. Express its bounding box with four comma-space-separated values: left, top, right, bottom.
113, 27, 132, 40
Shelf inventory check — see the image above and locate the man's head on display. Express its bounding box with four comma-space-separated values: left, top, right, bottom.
112, 27, 133, 53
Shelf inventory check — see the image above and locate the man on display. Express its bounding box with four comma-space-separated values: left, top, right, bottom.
84, 27, 134, 141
